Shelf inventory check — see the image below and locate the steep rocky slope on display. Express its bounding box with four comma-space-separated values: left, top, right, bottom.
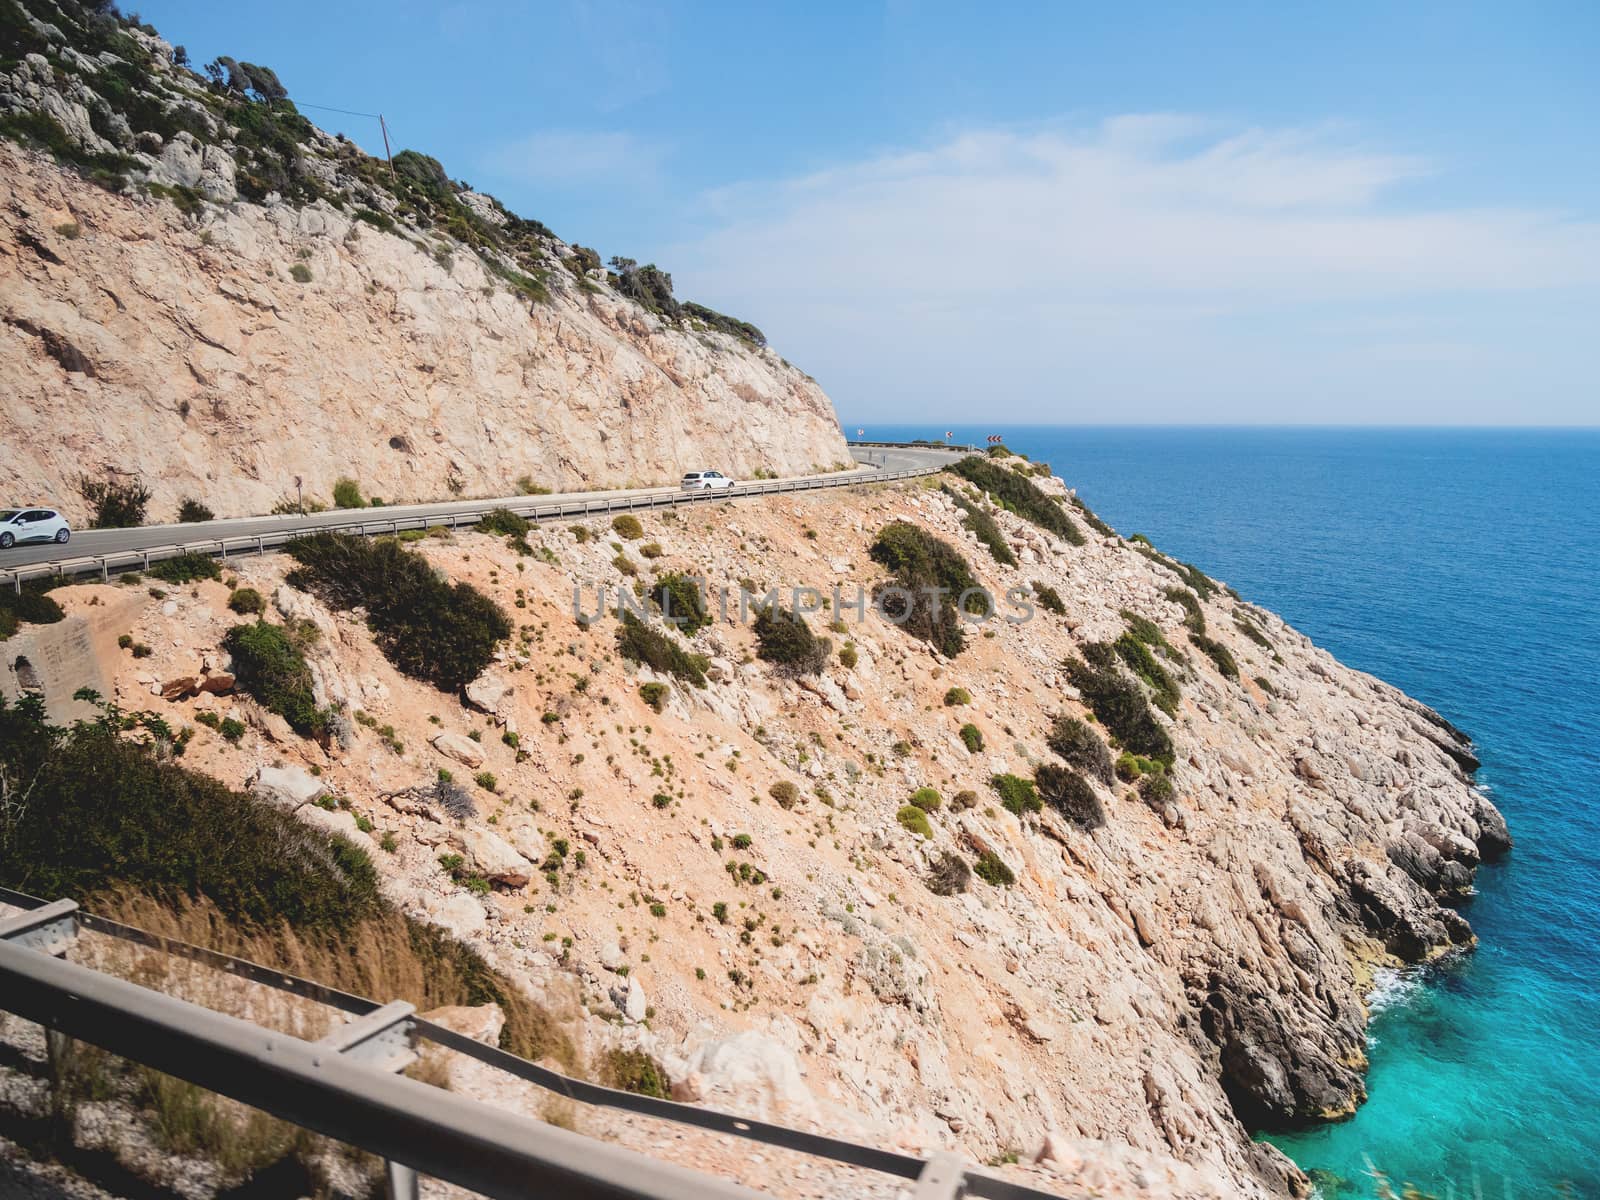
0, 1, 848, 521
5, 462, 1507, 1199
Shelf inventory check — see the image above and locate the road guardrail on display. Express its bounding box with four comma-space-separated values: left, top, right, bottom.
4, 449, 960, 594
0, 887, 1059, 1200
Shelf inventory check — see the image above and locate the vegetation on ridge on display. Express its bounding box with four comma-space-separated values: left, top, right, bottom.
0, 0, 768, 344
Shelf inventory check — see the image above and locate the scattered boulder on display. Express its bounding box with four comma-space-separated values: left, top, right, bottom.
683, 1031, 816, 1120
430, 732, 485, 769
248, 765, 326, 812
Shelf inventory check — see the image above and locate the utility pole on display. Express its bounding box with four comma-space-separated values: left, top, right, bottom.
379, 114, 396, 181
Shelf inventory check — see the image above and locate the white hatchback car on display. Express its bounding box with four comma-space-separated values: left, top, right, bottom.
680, 470, 736, 491
0, 507, 71, 549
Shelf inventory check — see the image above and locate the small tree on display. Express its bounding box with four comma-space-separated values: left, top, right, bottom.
177, 498, 214, 523
752, 606, 829, 677
80, 474, 151, 529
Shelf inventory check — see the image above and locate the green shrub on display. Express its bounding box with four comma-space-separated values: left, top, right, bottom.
80, 474, 151, 528
638, 682, 669, 713
1046, 716, 1113, 784
227, 587, 265, 615
177, 498, 214, 523
0, 585, 66, 640
1035, 763, 1104, 830
516, 476, 550, 496
611, 514, 643, 540
1254, 675, 1278, 697
1233, 613, 1274, 649
0, 699, 568, 1066
944, 486, 1017, 566
219, 717, 246, 743
1191, 632, 1240, 680
1139, 770, 1175, 805
476, 508, 530, 536
616, 612, 708, 687
224, 621, 327, 739
952, 789, 978, 810
926, 852, 971, 896
651, 572, 710, 636
948, 456, 1084, 546
943, 686, 971, 707
1164, 586, 1205, 633
331, 477, 366, 509
1113, 629, 1180, 716
1069, 495, 1115, 538
290, 262, 312, 283
639, 542, 663, 559
753, 606, 829, 676
990, 773, 1041, 815
601, 1047, 669, 1096
613, 553, 638, 577
769, 781, 799, 809
896, 805, 933, 839
149, 552, 222, 584
869, 521, 983, 658
1032, 581, 1066, 616
972, 850, 1015, 886
285, 533, 510, 692
838, 642, 858, 669
909, 787, 942, 812
959, 723, 984, 753
1065, 644, 1174, 768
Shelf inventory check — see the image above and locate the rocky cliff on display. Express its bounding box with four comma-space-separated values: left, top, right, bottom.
3, 460, 1508, 1199
0, 1, 848, 521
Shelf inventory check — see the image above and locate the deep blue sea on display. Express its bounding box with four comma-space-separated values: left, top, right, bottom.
856, 424, 1600, 1199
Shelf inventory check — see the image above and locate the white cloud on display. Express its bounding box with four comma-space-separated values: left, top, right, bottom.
668, 117, 1600, 422
484, 130, 666, 187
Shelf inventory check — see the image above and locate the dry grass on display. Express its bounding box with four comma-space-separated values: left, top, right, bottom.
92, 891, 582, 1070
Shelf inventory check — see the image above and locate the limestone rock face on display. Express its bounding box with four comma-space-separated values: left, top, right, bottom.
0, 142, 850, 522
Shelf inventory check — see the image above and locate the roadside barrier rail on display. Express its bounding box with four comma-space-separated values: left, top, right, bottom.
0, 887, 1055, 1200
4, 447, 959, 594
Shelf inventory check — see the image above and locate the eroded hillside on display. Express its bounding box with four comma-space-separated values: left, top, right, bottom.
2, 457, 1507, 1199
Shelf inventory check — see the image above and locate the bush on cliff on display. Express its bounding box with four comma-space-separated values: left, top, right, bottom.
753, 605, 830, 676
651, 572, 710, 636
0, 696, 569, 1065
1190, 631, 1240, 680
80, 473, 151, 528
1035, 763, 1105, 830
948, 456, 1084, 546
1046, 715, 1114, 784
149, 552, 222, 584
0, 583, 66, 641
1113, 627, 1181, 716
616, 611, 708, 688
476, 508, 530, 537
869, 521, 984, 658
943, 485, 1017, 566
1065, 643, 1175, 769
223, 620, 328, 739
1032, 580, 1067, 616
284, 532, 510, 692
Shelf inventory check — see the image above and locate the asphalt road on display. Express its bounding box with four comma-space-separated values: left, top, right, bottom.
2, 443, 964, 576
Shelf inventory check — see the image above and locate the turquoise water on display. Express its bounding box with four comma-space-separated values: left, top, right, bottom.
856, 425, 1600, 1199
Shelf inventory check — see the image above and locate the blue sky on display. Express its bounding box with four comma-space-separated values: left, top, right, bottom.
135, 1, 1598, 424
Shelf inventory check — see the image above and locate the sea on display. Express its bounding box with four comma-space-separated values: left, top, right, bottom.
852, 424, 1600, 1200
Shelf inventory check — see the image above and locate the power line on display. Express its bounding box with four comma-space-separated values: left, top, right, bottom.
292, 100, 396, 181
294, 99, 383, 120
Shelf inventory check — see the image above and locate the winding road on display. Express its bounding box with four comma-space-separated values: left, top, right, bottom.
3, 443, 966, 588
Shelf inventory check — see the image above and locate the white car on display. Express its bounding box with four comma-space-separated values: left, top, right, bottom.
680, 470, 736, 491
0, 507, 71, 549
